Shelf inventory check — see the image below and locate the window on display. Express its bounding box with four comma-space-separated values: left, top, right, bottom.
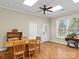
57, 17, 79, 38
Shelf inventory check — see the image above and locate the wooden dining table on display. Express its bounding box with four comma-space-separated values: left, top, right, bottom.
5, 38, 36, 48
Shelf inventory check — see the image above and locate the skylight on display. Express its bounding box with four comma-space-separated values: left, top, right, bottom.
50, 5, 63, 12
23, 0, 38, 6
72, 0, 79, 3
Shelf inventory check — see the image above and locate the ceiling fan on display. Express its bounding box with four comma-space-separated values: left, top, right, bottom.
38, 5, 53, 14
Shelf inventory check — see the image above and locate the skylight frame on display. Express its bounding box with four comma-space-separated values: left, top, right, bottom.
23, 0, 38, 6
72, 0, 79, 3
50, 5, 63, 12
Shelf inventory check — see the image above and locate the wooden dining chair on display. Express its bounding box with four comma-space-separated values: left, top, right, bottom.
36, 36, 41, 52
28, 39, 37, 59
13, 40, 25, 59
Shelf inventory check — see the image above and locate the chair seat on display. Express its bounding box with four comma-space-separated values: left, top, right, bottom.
14, 51, 24, 55
29, 48, 37, 51
15, 54, 24, 59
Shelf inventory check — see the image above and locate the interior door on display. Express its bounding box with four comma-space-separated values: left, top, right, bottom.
29, 22, 37, 38
42, 24, 49, 42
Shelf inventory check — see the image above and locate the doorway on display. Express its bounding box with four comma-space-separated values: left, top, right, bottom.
42, 24, 49, 42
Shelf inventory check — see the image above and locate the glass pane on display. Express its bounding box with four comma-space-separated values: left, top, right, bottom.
76, 18, 79, 28
68, 29, 79, 35
68, 29, 75, 34
76, 29, 79, 34
68, 18, 76, 28
58, 29, 67, 36
58, 19, 66, 28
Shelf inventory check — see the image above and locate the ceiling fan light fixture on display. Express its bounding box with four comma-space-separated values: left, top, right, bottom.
50, 5, 63, 12
72, 0, 79, 3
23, 0, 38, 6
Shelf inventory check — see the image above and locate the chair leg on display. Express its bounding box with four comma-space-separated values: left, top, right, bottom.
28, 51, 30, 59
13, 54, 16, 59
39, 46, 40, 52
23, 54, 25, 59
35, 50, 37, 59
14, 56, 16, 59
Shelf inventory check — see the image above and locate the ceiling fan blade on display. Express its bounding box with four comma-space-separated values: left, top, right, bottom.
39, 7, 43, 9
47, 7, 52, 9
47, 10, 53, 12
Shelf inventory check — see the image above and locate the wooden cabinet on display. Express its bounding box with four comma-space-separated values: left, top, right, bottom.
7, 32, 22, 41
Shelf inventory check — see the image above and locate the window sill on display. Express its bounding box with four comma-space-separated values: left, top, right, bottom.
56, 36, 65, 39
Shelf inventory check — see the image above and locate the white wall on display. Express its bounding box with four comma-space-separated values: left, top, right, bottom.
0, 8, 50, 51
50, 13, 79, 44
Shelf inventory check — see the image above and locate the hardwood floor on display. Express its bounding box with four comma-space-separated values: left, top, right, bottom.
0, 41, 79, 59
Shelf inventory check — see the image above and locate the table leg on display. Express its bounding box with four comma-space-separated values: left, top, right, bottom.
67, 41, 69, 46
75, 42, 78, 48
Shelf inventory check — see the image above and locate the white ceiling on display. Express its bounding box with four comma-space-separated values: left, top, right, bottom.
0, 0, 79, 18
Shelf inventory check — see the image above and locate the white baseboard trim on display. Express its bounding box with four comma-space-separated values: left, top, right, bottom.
0, 48, 7, 51
49, 40, 66, 45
